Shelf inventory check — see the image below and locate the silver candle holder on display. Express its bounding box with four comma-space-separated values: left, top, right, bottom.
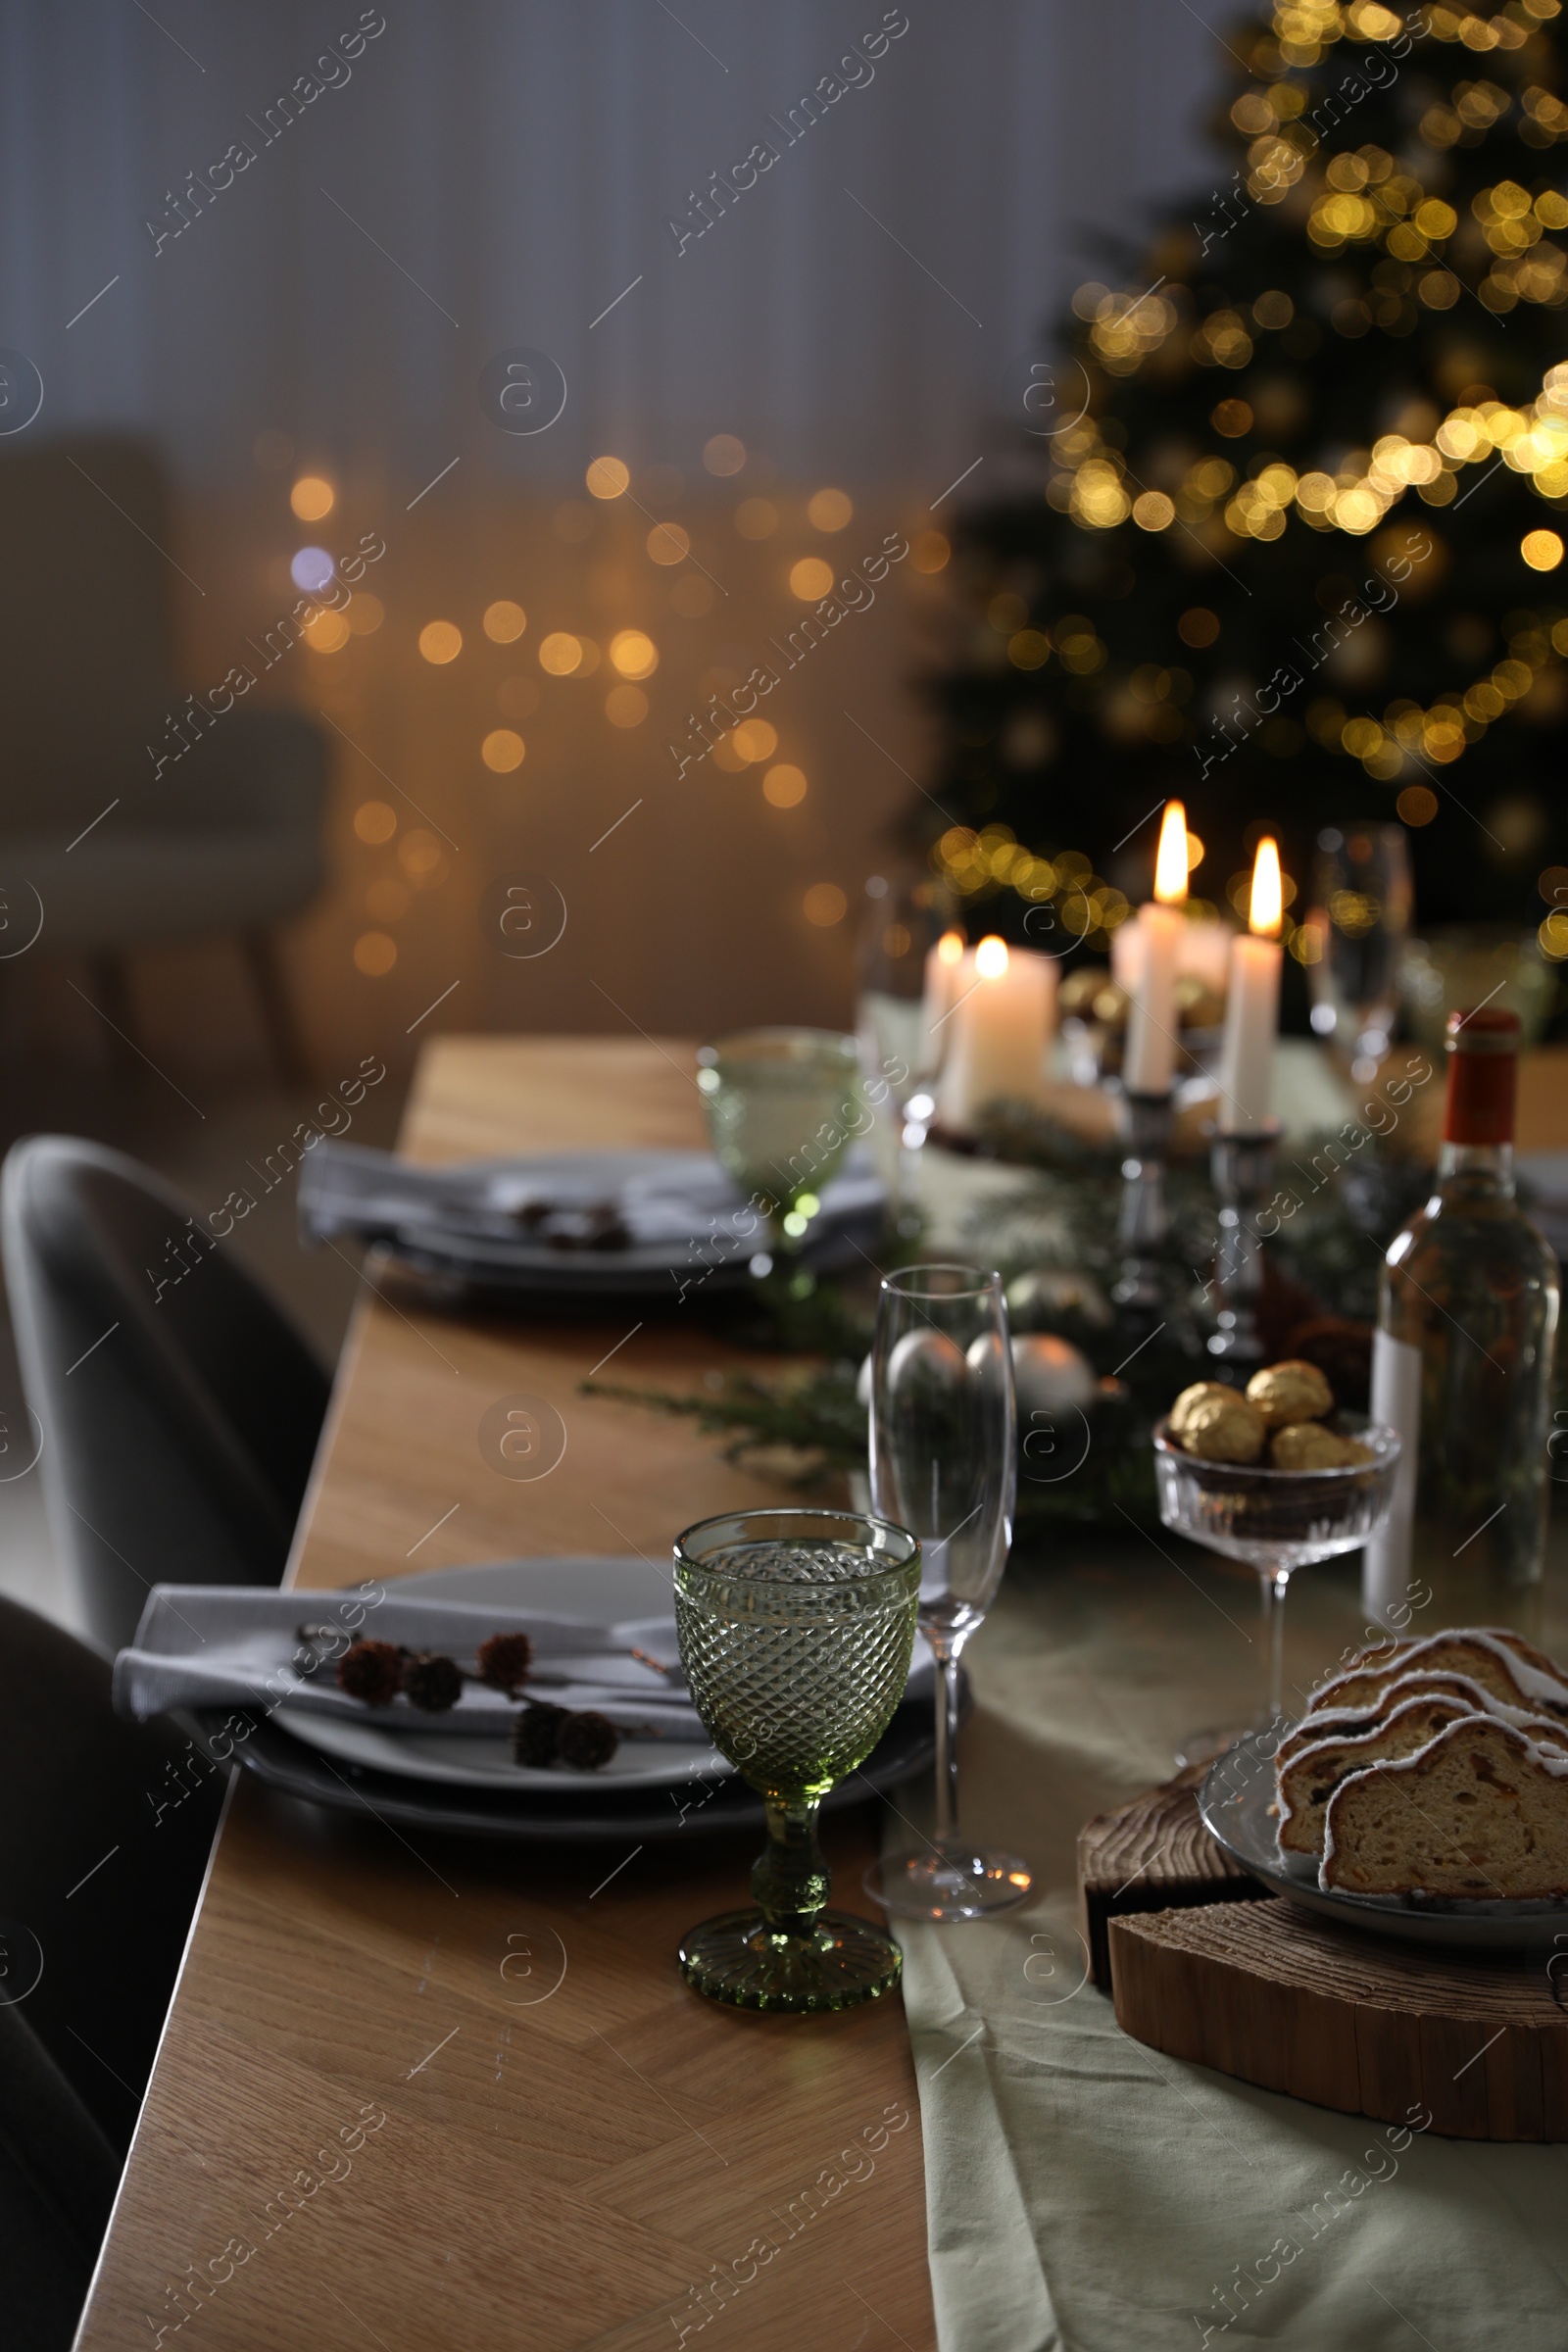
1204, 1119, 1283, 1377
1111, 1090, 1174, 1325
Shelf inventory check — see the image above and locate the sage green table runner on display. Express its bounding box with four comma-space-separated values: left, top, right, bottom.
894, 1537, 1568, 2352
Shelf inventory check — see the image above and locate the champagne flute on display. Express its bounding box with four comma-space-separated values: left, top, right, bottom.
855, 877, 957, 1236
673, 1507, 922, 2013
1305, 824, 1412, 1085
863, 1264, 1032, 1920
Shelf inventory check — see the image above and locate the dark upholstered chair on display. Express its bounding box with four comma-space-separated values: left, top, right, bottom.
0, 436, 328, 1082
2, 1136, 331, 1654
0, 1590, 232, 2346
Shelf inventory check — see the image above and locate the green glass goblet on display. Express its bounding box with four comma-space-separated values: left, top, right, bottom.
673, 1506, 921, 2014
696, 1026, 863, 1259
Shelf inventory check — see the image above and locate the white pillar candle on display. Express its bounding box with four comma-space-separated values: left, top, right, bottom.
1121, 800, 1190, 1098
1216, 836, 1284, 1134
920, 928, 965, 1039
938, 938, 1054, 1128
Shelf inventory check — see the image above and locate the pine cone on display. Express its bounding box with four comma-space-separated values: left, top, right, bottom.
475, 1631, 534, 1694
557, 1710, 619, 1771
513, 1702, 566, 1767
336, 1639, 404, 1707
401, 1652, 463, 1712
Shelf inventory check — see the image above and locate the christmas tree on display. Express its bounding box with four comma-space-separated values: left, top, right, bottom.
922, 0, 1568, 998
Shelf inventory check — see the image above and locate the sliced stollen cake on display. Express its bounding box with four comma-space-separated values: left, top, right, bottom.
1305, 1630, 1568, 1727
1278, 1693, 1568, 1857
1320, 1717, 1568, 1899
1277, 1669, 1568, 1769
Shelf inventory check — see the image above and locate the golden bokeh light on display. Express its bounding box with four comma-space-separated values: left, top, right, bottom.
803, 883, 848, 927
610, 628, 658, 679
1179, 607, 1220, 648
606, 684, 648, 727
710, 732, 749, 773
789, 557, 835, 601
586, 455, 630, 500
304, 609, 350, 653
353, 801, 397, 846
418, 619, 463, 664
353, 931, 397, 977
807, 488, 853, 531
763, 763, 807, 807
481, 729, 525, 772
647, 522, 690, 566
732, 718, 777, 762
399, 830, 445, 883
345, 593, 384, 635
1522, 528, 1564, 569
735, 498, 778, 539
539, 632, 583, 675
483, 600, 527, 642
704, 434, 746, 475
910, 530, 950, 572
1132, 491, 1175, 530
290, 475, 334, 520
1396, 785, 1439, 825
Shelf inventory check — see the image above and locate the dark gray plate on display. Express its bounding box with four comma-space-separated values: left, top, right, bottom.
200, 1689, 942, 1844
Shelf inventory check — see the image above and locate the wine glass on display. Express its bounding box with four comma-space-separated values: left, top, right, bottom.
697, 1027, 863, 1263
1304, 824, 1412, 1085
855, 877, 957, 1236
1152, 1418, 1401, 1731
862, 1264, 1032, 1921
672, 1507, 922, 2013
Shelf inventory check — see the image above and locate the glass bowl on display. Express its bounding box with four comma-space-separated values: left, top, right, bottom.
1152, 1416, 1401, 1572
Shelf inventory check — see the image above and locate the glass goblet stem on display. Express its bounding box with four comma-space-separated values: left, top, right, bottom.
753, 1798, 830, 1937
929, 1638, 962, 1845
1259, 1566, 1290, 1730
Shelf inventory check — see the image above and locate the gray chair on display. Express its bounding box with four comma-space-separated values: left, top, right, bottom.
0, 436, 328, 1082
2, 1136, 331, 1654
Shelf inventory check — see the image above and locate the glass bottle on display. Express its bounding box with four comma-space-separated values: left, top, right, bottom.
1364, 1006, 1559, 1639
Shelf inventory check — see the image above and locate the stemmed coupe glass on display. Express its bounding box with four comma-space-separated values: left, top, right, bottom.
863, 1264, 1032, 1921
1153, 1419, 1401, 1730
673, 1507, 921, 2013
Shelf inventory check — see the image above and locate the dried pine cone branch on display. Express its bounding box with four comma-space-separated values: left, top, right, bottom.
513, 1702, 567, 1767
336, 1640, 404, 1706
401, 1652, 464, 1713
556, 1710, 619, 1771
475, 1632, 534, 1694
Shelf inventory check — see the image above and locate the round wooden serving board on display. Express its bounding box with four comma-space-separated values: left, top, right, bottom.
1079, 1769, 1568, 2140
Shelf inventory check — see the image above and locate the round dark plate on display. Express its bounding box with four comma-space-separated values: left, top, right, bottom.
197, 1687, 945, 1844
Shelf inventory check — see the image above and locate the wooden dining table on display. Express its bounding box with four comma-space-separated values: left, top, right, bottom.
76, 1037, 938, 2352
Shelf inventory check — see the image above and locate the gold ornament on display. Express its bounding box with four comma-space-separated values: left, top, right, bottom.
1270, 1421, 1359, 1471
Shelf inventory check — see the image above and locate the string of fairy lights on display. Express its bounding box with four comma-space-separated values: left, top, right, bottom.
933, 0, 1568, 970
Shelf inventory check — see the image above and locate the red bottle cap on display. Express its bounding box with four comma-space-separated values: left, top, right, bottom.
1443, 1005, 1519, 1146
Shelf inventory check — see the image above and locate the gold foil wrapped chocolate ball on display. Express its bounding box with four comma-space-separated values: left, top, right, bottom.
1170, 1381, 1237, 1440
1246, 1359, 1334, 1429
1270, 1421, 1357, 1471
1180, 1392, 1268, 1464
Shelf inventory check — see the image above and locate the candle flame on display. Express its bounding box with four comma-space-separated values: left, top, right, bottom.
975, 935, 1009, 981
1250, 836, 1283, 938
1153, 801, 1189, 905
937, 928, 963, 965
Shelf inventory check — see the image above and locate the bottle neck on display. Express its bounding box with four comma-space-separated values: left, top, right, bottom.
1437, 1139, 1515, 1199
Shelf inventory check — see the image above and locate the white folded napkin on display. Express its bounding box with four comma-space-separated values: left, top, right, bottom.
113, 1584, 702, 1740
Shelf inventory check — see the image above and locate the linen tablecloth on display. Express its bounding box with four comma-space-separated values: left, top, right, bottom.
895, 1531, 1568, 2351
